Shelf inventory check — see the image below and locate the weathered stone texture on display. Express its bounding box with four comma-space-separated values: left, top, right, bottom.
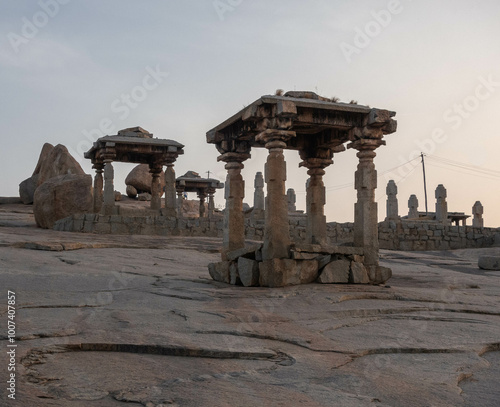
34, 174, 93, 229
317, 259, 350, 283
238, 257, 260, 287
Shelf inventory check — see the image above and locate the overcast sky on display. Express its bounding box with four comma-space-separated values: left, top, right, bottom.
1, 0, 499, 226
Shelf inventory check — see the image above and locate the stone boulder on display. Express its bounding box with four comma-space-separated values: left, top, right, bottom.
33, 174, 93, 229
18, 143, 54, 204
37, 144, 85, 187
126, 185, 138, 198
19, 174, 39, 205
125, 164, 165, 195
478, 256, 500, 271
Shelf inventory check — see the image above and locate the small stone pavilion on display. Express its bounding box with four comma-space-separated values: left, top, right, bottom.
176, 171, 224, 218
206, 91, 397, 287
84, 127, 184, 215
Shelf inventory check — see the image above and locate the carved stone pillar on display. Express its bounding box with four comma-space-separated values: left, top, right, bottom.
253, 172, 265, 210
149, 164, 163, 211
256, 130, 295, 260
386, 180, 398, 220
176, 181, 185, 218
435, 184, 448, 224
92, 162, 104, 214
164, 163, 177, 217
349, 138, 384, 267
408, 195, 419, 219
103, 157, 115, 215
198, 190, 207, 218
472, 201, 484, 228
300, 157, 333, 245
207, 187, 216, 217
287, 188, 296, 212
218, 152, 250, 257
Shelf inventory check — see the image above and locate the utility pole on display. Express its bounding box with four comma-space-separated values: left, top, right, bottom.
421, 152, 428, 215
206, 170, 212, 178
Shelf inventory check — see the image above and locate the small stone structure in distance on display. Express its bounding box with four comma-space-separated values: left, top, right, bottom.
206, 91, 397, 287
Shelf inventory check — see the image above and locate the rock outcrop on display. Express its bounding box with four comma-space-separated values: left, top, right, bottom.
37, 144, 85, 187
33, 174, 93, 229
18, 143, 54, 204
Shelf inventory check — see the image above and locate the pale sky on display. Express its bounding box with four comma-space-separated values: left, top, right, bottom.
1, 0, 500, 226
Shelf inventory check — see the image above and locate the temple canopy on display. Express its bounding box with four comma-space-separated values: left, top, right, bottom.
84, 127, 184, 214
176, 171, 224, 218
85, 127, 184, 166
207, 91, 396, 157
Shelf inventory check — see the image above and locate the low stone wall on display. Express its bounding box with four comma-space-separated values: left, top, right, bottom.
55, 212, 499, 251
378, 220, 500, 251
54, 213, 223, 237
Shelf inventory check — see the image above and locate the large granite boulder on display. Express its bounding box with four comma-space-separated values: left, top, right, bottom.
125, 164, 165, 195
18, 143, 54, 204
37, 144, 85, 187
33, 174, 93, 229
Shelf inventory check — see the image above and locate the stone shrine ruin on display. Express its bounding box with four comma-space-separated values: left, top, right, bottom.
176, 171, 224, 218
84, 127, 184, 215
207, 91, 397, 287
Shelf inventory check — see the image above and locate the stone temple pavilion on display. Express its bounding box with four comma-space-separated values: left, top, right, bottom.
206, 91, 397, 287
85, 127, 184, 216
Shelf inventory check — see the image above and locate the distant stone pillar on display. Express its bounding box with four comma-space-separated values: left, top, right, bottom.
472, 201, 484, 228
219, 152, 250, 257
103, 159, 115, 215
198, 190, 207, 218
386, 180, 398, 220
92, 162, 104, 213
164, 163, 177, 217
408, 195, 419, 219
350, 138, 383, 267
176, 181, 185, 218
287, 188, 296, 212
256, 130, 295, 260
149, 164, 162, 211
253, 172, 265, 210
301, 157, 332, 246
435, 184, 448, 223
207, 187, 216, 217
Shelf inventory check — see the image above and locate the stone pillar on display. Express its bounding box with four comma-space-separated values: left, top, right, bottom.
207, 187, 216, 217
350, 139, 383, 267
92, 162, 104, 213
198, 190, 207, 218
386, 180, 398, 220
103, 159, 115, 215
301, 158, 332, 246
472, 201, 484, 228
435, 184, 448, 224
256, 130, 295, 260
149, 164, 162, 211
164, 163, 177, 217
253, 172, 265, 210
218, 152, 250, 257
287, 188, 296, 212
408, 195, 419, 219
176, 181, 185, 218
